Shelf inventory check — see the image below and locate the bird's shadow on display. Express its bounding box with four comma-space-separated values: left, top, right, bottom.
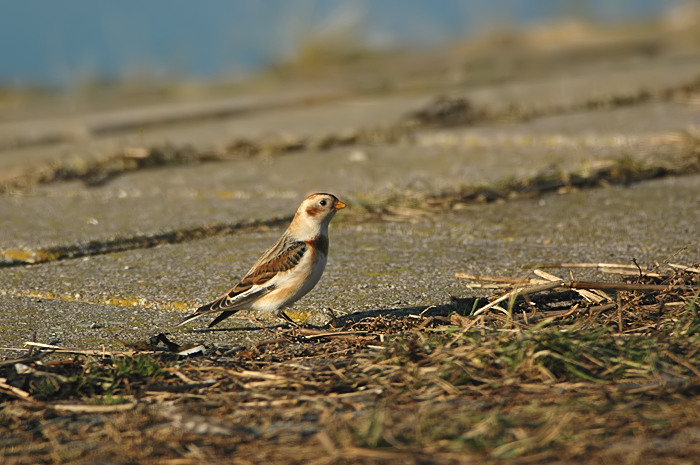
192, 323, 287, 333
132, 298, 488, 354
191, 297, 485, 333
333, 302, 457, 326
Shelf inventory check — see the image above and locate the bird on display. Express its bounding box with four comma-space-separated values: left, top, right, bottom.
177, 193, 346, 328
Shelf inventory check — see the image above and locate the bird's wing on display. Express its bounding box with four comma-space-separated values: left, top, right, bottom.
176, 239, 308, 327
234, 237, 308, 293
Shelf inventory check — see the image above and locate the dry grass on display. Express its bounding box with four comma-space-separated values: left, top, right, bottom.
1, 265, 698, 464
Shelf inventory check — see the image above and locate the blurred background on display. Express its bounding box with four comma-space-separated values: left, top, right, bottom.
0, 0, 694, 90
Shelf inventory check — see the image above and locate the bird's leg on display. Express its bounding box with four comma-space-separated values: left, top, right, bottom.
278, 311, 300, 327
250, 317, 274, 333
325, 307, 339, 328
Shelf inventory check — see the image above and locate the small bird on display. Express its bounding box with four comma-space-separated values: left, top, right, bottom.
177, 193, 346, 328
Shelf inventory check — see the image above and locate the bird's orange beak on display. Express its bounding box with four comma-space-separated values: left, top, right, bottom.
335, 200, 347, 210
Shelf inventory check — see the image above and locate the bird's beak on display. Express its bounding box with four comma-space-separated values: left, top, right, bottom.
335, 200, 347, 210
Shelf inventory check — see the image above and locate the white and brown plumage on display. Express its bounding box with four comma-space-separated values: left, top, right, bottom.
177, 193, 346, 328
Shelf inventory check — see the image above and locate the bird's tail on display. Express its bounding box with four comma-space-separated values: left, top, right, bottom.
207, 311, 237, 328
176, 297, 242, 328
176, 308, 239, 328
176, 311, 206, 327
177, 287, 267, 328
175, 299, 219, 327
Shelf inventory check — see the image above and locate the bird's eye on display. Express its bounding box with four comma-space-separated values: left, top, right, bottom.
319, 200, 327, 206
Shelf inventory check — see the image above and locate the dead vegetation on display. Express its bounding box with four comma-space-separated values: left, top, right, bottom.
1, 263, 698, 464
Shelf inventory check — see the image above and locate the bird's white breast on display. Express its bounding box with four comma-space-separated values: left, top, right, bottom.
250, 248, 327, 313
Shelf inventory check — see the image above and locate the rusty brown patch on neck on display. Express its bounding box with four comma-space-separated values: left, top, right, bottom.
305, 205, 324, 218
306, 235, 329, 255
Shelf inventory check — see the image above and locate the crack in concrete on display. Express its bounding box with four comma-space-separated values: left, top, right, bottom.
0, 215, 293, 267
355, 150, 700, 218
0, 92, 349, 152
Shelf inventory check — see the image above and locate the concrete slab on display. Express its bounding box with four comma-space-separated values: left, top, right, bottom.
418, 101, 700, 140
0, 93, 429, 173
461, 54, 700, 111
0, 192, 295, 250
2, 99, 695, 254
1, 174, 697, 354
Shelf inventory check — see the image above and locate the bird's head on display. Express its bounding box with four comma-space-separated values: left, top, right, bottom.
290, 193, 346, 238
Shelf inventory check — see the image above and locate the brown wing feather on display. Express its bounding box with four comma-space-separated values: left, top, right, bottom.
207, 239, 307, 312
235, 239, 307, 289
176, 238, 309, 327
